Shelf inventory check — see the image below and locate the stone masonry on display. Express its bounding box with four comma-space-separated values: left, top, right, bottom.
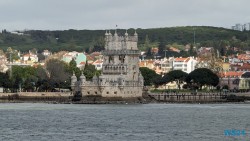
71, 30, 144, 98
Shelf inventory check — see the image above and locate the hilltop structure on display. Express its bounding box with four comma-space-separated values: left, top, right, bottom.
71, 30, 144, 98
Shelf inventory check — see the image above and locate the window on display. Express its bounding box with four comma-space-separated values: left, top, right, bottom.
95, 92, 97, 94
106, 92, 109, 94
87, 92, 90, 94
114, 91, 117, 94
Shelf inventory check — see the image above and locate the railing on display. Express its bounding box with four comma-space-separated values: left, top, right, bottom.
149, 92, 227, 102
102, 65, 127, 74
102, 50, 140, 55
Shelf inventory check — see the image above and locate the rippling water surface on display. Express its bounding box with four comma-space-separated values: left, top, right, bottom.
0, 103, 249, 141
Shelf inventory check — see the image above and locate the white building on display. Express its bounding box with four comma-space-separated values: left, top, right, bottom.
173, 57, 197, 73
21, 53, 38, 63
92, 59, 103, 70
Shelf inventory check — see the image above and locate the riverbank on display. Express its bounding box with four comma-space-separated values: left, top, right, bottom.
1, 92, 250, 104
0, 92, 150, 104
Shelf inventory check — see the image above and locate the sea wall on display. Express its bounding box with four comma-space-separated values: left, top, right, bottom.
0, 92, 72, 103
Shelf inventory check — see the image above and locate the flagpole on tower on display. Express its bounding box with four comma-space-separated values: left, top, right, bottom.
115, 25, 118, 33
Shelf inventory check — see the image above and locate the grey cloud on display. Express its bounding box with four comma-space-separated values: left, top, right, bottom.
0, 0, 250, 31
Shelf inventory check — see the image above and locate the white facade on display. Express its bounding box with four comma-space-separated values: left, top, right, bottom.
173, 57, 197, 73
92, 60, 103, 70
22, 54, 38, 62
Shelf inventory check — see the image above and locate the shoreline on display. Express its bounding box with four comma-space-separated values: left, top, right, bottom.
1, 99, 250, 104
1, 92, 250, 104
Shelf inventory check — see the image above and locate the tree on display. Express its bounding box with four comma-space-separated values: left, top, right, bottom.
189, 44, 197, 56
69, 37, 77, 50
34, 65, 49, 91
92, 37, 105, 52
37, 53, 45, 61
220, 47, 225, 56
144, 35, 151, 50
45, 59, 70, 89
6, 47, 20, 62
68, 59, 81, 78
7, 65, 38, 92
83, 63, 98, 80
158, 41, 166, 57
139, 67, 161, 86
0, 72, 9, 88
161, 70, 188, 90
146, 47, 152, 59
186, 68, 219, 89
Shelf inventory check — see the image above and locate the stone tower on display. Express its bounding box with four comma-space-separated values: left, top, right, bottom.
71, 30, 144, 98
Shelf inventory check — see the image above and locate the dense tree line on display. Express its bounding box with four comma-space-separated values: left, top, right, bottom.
140, 67, 219, 90
0, 59, 99, 92
0, 26, 249, 56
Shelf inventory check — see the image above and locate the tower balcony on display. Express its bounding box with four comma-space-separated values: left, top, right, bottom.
102, 64, 128, 74
102, 50, 140, 55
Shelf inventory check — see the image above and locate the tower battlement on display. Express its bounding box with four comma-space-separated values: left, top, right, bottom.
105, 30, 138, 50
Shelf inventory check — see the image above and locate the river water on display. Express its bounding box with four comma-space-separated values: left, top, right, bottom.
0, 103, 249, 141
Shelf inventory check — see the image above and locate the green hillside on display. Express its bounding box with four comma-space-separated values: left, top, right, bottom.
0, 26, 249, 53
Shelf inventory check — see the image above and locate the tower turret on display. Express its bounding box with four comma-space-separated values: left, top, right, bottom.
134, 29, 138, 41
125, 29, 128, 41
92, 74, 98, 84
71, 72, 77, 89
80, 72, 86, 85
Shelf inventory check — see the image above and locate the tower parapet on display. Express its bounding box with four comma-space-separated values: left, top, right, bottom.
105, 30, 138, 50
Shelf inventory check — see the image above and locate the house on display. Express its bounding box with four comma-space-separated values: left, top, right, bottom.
86, 55, 94, 64
230, 63, 250, 72
92, 59, 103, 70
157, 57, 174, 74
173, 57, 197, 73
237, 53, 250, 63
62, 51, 87, 68
21, 52, 38, 63
139, 60, 155, 70
169, 47, 180, 53
239, 72, 250, 90
42, 50, 52, 57
237, 63, 250, 71
197, 47, 214, 56
218, 71, 243, 90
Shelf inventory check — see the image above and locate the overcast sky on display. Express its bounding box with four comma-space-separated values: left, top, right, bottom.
1, 0, 250, 31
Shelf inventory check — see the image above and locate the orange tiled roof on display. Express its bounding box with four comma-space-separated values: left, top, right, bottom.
185, 58, 190, 62
86, 55, 94, 61
169, 47, 180, 52
219, 71, 244, 77
80, 61, 86, 65
93, 60, 103, 64
91, 52, 101, 56
237, 54, 250, 60
174, 57, 188, 62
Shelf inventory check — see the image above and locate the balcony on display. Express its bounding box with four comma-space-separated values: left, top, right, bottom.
102, 50, 140, 55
